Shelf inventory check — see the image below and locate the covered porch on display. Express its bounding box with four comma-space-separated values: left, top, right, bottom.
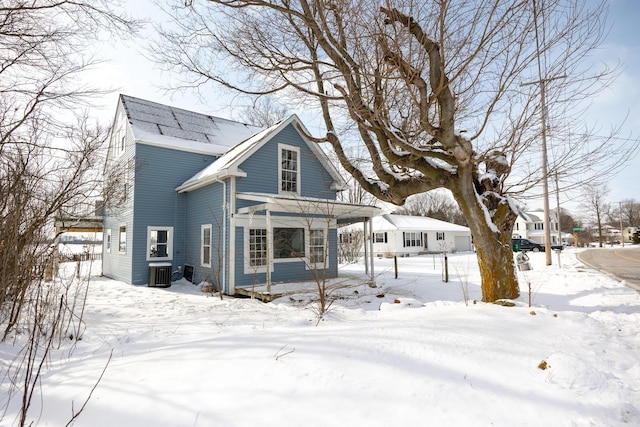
233, 192, 381, 301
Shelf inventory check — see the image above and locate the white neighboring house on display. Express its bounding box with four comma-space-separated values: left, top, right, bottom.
512, 209, 569, 246
341, 213, 473, 257
622, 227, 638, 244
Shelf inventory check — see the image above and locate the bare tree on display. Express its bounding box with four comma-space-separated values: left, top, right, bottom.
619, 199, 640, 228
239, 96, 290, 127
152, 0, 638, 302
395, 190, 467, 225
580, 183, 610, 248
0, 1, 138, 425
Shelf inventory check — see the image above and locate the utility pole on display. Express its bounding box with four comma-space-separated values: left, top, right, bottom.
620, 201, 625, 248
521, 0, 566, 266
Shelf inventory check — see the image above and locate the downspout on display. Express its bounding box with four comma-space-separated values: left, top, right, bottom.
215, 178, 227, 294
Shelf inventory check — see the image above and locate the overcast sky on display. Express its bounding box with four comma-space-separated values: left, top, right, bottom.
86, 0, 640, 213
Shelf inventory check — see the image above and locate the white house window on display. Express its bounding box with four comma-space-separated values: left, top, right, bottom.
201, 224, 212, 267
279, 144, 300, 194
535, 223, 543, 230
374, 232, 387, 243
310, 229, 325, 264
106, 229, 111, 253
249, 229, 268, 267
119, 226, 126, 253
274, 227, 304, 258
403, 232, 422, 247
436, 232, 445, 241
147, 226, 173, 260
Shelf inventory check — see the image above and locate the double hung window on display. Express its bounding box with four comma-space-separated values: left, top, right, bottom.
201, 225, 212, 267
279, 144, 300, 194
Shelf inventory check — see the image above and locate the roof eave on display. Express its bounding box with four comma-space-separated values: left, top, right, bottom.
176, 168, 247, 193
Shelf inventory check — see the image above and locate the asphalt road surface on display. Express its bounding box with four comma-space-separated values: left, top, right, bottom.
577, 247, 640, 291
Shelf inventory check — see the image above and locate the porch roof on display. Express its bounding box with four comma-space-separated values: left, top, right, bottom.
235, 192, 381, 223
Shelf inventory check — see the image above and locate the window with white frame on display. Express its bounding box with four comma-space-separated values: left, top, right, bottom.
106, 229, 111, 253
147, 226, 173, 260
201, 224, 212, 267
436, 232, 445, 241
403, 231, 422, 247
310, 229, 325, 264
279, 144, 300, 194
119, 226, 126, 253
374, 232, 387, 243
249, 228, 268, 267
112, 114, 126, 158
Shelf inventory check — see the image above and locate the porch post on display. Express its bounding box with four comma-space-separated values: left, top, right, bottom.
368, 217, 375, 281
363, 217, 369, 275
266, 208, 272, 294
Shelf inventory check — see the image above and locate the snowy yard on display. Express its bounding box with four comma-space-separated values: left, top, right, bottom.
2, 248, 639, 426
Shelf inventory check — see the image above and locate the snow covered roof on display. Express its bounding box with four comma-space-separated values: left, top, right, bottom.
376, 214, 470, 233
176, 114, 347, 193
120, 94, 262, 155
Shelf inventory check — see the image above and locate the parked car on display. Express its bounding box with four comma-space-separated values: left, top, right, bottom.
512, 238, 545, 252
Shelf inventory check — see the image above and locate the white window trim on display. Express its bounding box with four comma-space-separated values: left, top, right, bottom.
112, 113, 126, 159
106, 229, 111, 254
146, 226, 174, 261
306, 227, 329, 270
245, 227, 268, 274
201, 224, 212, 267
118, 226, 127, 254
278, 143, 301, 196
240, 216, 331, 274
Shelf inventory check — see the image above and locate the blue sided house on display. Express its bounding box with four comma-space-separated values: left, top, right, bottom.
102, 95, 379, 295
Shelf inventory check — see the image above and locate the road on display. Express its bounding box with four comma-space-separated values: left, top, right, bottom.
577, 247, 640, 291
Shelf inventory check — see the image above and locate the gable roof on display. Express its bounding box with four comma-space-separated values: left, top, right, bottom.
119, 94, 262, 155
376, 214, 470, 232
176, 114, 347, 193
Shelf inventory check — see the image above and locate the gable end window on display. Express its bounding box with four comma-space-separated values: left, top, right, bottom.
279, 144, 300, 194
147, 226, 173, 261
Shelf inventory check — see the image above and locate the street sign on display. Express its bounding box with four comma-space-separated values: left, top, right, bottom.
573, 227, 583, 231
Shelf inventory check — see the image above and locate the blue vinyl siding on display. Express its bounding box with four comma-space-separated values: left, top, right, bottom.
232, 219, 339, 289
130, 143, 217, 285
104, 104, 347, 292
102, 105, 135, 284
235, 124, 338, 200
184, 181, 229, 290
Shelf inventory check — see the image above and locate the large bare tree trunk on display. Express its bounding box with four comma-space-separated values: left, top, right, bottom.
151, 0, 635, 302
453, 166, 519, 301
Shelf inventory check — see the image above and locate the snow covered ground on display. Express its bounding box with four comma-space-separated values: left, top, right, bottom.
1, 248, 639, 426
